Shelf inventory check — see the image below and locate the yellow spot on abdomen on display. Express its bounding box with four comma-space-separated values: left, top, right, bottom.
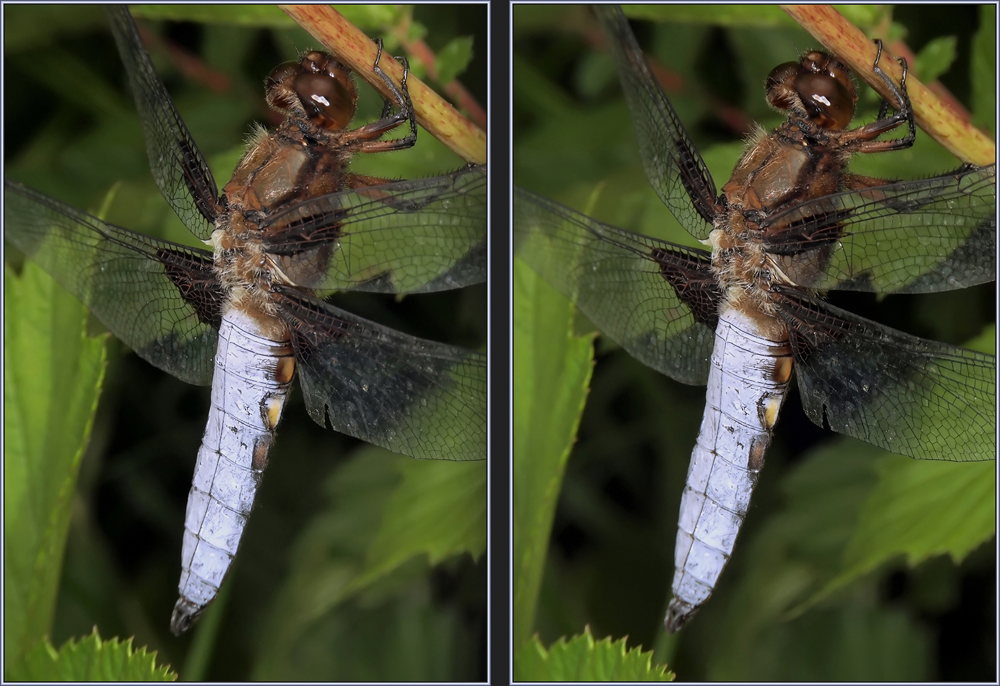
762, 396, 781, 429
264, 396, 285, 429
772, 356, 793, 384
275, 356, 295, 384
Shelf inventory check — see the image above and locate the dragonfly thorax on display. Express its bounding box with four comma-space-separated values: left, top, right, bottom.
707, 223, 786, 331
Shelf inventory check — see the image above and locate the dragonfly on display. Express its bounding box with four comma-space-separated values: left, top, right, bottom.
514, 5, 995, 632
5, 6, 486, 635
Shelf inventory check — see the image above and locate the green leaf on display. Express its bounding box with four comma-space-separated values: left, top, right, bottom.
514, 627, 674, 681
914, 36, 958, 84
343, 458, 486, 595
971, 4, 997, 135
8, 629, 175, 681
334, 5, 406, 32
835, 5, 891, 28
436, 36, 474, 85
833, 456, 995, 588
512, 259, 595, 648
810, 325, 996, 605
405, 19, 429, 44
965, 323, 996, 354
4, 262, 106, 667
255, 446, 483, 679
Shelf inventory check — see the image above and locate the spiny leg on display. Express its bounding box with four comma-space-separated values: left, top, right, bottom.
870, 39, 916, 148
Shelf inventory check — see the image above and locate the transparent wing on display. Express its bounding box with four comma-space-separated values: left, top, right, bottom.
764, 164, 996, 294
262, 166, 486, 294
593, 5, 718, 239
5, 180, 221, 386
514, 186, 720, 386
271, 287, 485, 461
776, 289, 995, 461
106, 5, 221, 239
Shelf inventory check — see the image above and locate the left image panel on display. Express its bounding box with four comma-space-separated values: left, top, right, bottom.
5, 5, 486, 681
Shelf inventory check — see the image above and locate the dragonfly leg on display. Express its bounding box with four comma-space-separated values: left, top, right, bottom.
871, 39, 916, 147
346, 39, 418, 154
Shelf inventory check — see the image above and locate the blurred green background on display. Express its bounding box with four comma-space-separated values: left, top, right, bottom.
514, 4, 994, 681
4, 4, 486, 680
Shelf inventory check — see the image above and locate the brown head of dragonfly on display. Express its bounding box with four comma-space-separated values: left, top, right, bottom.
266, 51, 359, 131
765, 51, 858, 130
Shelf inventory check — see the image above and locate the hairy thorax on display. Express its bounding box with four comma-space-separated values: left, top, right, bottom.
209, 115, 352, 340
709, 121, 850, 339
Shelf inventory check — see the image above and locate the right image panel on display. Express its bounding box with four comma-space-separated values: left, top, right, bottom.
512, 5, 996, 681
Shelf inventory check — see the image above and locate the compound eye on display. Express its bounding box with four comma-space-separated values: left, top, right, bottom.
795, 71, 854, 129
294, 70, 355, 130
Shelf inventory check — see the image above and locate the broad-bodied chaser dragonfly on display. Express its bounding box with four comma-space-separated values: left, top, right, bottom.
514, 6, 994, 633
6, 6, 486, 636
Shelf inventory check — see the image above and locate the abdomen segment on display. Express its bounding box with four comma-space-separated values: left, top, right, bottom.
171, 306, 294, 635
666, 305, 793, 632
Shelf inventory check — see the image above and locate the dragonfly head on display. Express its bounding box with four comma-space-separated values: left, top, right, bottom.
765, 50, 857, 131
266, 51, 358, 131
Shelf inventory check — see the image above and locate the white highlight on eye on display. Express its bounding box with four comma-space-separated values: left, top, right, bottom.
814, 95, 831, 106
311, 94, 331, 107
